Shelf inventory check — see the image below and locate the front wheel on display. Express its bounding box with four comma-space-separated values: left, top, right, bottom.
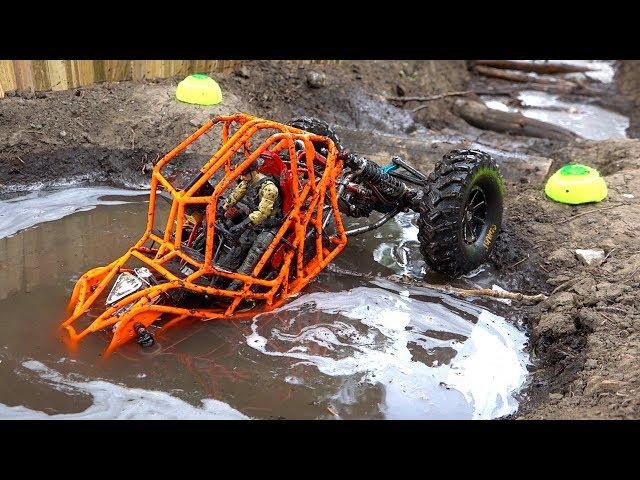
417, 149, 504, 276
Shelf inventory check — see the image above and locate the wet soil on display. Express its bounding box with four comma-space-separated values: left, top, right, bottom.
505, 140, 640, 418
1, 60, 639, 419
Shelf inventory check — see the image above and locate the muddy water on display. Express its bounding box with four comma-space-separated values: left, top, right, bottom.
483, 91, 629, 141
481, 60, 630, 141
0, 187, 529, 419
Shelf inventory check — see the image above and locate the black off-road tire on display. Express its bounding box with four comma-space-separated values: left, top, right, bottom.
288, 116, 345, 153
417, 149, 504, 276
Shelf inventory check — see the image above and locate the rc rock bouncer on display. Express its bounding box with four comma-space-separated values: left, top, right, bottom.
61, 113, 504, 355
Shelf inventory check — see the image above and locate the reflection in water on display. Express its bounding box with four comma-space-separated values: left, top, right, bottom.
0, 187, 529, 419
0, 187, 150, 300
0, 186, 149, 239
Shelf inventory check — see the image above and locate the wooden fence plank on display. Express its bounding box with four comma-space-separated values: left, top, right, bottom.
105, 60, 131, 82
32, 61, 50, 91
93, 60, 106, 83
46, 60, 69, 91
12, 61, 35, 92
77, 60, 95, 86
65, 61, 78, 89
131, 60, 145, 81
0, 60, 17, 92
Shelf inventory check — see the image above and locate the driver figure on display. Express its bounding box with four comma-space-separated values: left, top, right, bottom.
217, 161, 282, 291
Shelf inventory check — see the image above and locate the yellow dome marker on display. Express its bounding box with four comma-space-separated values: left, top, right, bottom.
176, 74, 223, 106
545, 164, 607, 204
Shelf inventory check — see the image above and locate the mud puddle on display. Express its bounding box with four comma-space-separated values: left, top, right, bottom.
0, 187, 529, 419
481, 61, 629, 141
483, 90, 629, 140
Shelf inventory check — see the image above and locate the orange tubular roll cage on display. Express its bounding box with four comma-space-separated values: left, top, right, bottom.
61, 113, 348, 356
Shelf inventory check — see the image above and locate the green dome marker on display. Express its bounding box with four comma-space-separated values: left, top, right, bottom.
176, 74, 223, 106
545, 163, 607, 205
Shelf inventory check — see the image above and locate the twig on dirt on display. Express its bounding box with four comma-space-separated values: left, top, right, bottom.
431, 284, 547, 302
551, 278, 580, 295
472, 60, 595, 75
411, 104, 434, 113
596, 306, 627, 315
16, 156, 24, 164
386, 92, 474, 103
559, 203, 625, 224
390, 275, 547, 302
624, 266, 640, 281
473, 65, 578, 88
131, 127, 136, 149
598, 311, 614, 324
602, 248, 616, 263
386, 88, 525, 104
506, 255, 529, 269
619, 218, 638, 235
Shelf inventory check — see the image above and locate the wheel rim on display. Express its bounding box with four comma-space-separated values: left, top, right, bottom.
462, 187, 487, 244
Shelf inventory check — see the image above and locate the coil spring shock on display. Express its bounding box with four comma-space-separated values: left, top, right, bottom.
345, 153, 407, 200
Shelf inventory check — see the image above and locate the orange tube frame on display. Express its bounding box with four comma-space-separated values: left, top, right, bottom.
61, 113, 347, 355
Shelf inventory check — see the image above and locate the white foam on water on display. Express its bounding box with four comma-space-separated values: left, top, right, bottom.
0, 186, 149, 239
0, 360, 248, 420
247, 283, 529, 419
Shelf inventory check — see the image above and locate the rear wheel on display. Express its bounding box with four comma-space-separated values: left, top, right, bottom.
417, 149, 504, 275
288, 116, 344, 153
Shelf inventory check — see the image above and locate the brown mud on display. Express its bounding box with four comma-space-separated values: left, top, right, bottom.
1, 60, 639, 418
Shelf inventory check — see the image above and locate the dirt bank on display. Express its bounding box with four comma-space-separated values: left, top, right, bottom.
615, 60, 640, 139
0, 60, 469, 190
1, 60, 639, 419
505, 140, 640, 418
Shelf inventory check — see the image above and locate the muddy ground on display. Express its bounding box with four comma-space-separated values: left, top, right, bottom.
1, 60, 639, 419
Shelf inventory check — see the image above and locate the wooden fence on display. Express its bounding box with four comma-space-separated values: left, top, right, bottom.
0, 60, 249, 94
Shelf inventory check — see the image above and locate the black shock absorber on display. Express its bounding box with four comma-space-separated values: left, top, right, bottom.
343, 153, 420, 209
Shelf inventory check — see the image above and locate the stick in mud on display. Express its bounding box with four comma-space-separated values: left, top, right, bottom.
472, 60, 595, 75
443, 286, 547, 302
386, 91, 474, 103
452, 98, 579, 141
391, 275, 548, 302
555, 203, 625, 224
473, 65, 578, 87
